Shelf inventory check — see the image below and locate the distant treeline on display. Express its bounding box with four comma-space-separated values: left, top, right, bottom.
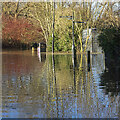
2, 2, 119, 52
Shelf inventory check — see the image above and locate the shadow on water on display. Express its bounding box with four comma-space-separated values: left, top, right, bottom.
2, 50, 120, 118
100, 58, 120, 96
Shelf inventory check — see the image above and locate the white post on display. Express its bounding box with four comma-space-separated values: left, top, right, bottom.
39, 43, 41, 53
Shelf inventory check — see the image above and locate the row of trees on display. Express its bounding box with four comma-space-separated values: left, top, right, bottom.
2, 1, 119, 51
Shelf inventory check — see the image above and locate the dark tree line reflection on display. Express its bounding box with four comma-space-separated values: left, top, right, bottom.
100, 58, 120, 96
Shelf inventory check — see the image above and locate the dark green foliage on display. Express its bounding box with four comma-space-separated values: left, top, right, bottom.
31, 42, 39, 48
47, 24, 79, 52
47, 32, 60, 52
98, 27, 120, 58
48, 31, 73, 52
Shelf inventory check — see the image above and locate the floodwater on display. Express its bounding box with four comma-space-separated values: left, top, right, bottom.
2, 50, 120, 118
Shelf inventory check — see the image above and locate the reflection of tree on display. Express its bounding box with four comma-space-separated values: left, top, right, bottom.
45, 54, 119, 118
2, 51, 47, 118
74, 54, 119, 118
72, 55, 76, 92
2, 52, 119, 118
45, 54, 74, 118
38, 52, 46, 62
52, 55, 58, 117
100, 64, 120, 96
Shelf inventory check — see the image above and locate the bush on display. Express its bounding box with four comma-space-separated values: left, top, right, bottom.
98, 27, 120, 58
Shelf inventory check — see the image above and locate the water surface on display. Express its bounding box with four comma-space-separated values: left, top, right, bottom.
2, 50, 120, 118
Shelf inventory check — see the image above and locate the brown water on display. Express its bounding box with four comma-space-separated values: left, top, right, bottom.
2, 50, 120, 118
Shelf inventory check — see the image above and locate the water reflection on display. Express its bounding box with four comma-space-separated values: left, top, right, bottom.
2, 50, 119, 118
100, 58, 120, 96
